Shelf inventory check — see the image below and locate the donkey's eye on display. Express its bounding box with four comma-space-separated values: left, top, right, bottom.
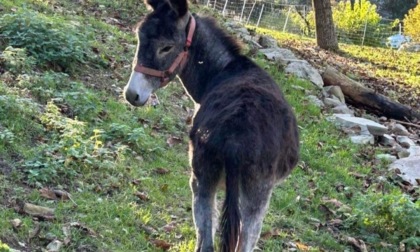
159, 46, 174, 54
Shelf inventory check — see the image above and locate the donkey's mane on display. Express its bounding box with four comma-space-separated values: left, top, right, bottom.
197, 15, 243, 56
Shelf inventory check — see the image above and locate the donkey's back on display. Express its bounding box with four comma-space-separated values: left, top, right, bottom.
190, 55, 299, 251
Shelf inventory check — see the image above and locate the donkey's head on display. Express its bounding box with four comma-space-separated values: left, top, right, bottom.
124, 0, 193, 106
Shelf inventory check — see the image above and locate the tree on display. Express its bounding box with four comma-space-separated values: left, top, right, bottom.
312, 0, 339, 51
404, 3, 420, 42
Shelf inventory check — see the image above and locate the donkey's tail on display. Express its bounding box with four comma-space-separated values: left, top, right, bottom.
220, 148, 241, 252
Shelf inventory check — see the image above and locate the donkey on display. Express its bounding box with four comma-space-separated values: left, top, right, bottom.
124, 0, 299, 251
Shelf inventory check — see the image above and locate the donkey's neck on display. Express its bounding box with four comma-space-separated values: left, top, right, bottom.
178, 15, 240, 103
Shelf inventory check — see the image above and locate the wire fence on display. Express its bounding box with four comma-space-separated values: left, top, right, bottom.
197, 0, 402, 48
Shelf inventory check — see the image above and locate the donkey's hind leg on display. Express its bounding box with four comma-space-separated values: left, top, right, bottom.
237, 176, 275, 252
190, 160, 222, 252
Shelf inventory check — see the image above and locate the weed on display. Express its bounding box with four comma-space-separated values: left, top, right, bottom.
0, 9, 96, 71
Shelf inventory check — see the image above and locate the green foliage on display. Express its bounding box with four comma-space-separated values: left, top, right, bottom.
0, 47, 36, 74
404, 4, 420, 42
333, 0, 381, 34
0, 9, 95, 71
351, 191, 420, 245
0, 240, 10, 252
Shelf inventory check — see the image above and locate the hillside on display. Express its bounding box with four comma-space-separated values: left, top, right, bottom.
1, 1, 419, 251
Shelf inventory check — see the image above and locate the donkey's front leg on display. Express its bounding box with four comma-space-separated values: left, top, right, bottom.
190, 174, 218, 252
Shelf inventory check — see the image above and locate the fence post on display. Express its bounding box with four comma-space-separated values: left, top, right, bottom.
222, 0, 228, 17
246, 0, 257, 25
207, 0, 211, 7
256, 4, 265, 27
213, 0, 217, 9
240, 0, 247, 22
361, 5, 372, 46
283, 6, 292, 32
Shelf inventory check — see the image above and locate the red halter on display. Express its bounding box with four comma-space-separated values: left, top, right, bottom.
134, 15, 196, 88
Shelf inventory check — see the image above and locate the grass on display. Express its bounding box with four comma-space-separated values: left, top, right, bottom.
0, 1, 419, 251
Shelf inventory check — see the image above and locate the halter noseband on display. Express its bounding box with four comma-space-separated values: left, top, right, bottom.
134, 15, 196, 88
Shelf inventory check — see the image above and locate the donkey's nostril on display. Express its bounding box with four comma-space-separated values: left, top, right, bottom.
135, 94, 139, 101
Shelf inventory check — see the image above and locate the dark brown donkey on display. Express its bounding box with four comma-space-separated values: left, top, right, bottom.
124, 0, 299, 251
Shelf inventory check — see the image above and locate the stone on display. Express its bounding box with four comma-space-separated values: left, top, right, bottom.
332, 104, 354, 115
258, 35, 278, 48
379, 134, 396, 147
391, 123, 410, 136
389, 156, 420, 186
306, 95, 324, 108
408, 146, 420, 157
396, 136, 415, 148
351, 135, 374, 145
375, 154, 397, 163
333, 114, 388, 136
285, 61, 324, 88
259, 48, 300, 65
398, 42, 420, 53
46, 240, 63, 252
324, 97, 343, 107
323, 86, 345, 103
396, 145, 411, 158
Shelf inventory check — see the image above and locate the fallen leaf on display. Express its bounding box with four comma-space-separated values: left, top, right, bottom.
154, 167, 170, 175
322, 198, 344, 208
166, 136, 182, 147
260, 228, 281, 240
151, 239, 171, 250
29, 222, 41, 239
131, 179, 141, 185
318, 204, 336, 218
39, 188, 71, 201
296, 241, 310, 251
134, 191, 150, 201
160, 184, 169, 192
69, 222, 96, 237
346, 236, 368, 252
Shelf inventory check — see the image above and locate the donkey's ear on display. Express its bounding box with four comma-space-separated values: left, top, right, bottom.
168, 0, 188, 17
144, 0, 164, 10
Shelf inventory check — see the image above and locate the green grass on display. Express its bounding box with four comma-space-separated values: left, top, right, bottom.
0, 1, 419, 251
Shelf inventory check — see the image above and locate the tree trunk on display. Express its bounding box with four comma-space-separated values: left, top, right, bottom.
322, 66, 420, 122
312, 0, 339, 51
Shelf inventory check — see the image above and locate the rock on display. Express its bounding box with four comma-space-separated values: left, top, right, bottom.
397, 145, 411, 159
258, 35, 278, 48
259, 48, 299, 65
391, 123, 410, 136
389, 156, 420, 186
306, 95, 324, 108
285, 61, 324, 88
46, 240, 63, 252
332, 104, 354, 115
333, 114, 388, 136
398, 42, 420, 53
323, 86, 345, 103
379, 134, 396, 147
375, 154, 397, 162
396, 136, 415, 148
324, 97, 343, 107
351, 135, 374, 145
408, 146, 420, 157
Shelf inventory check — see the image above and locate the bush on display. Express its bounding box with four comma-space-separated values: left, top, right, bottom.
404, 4, 420, 42
350, 191, 420, 247
0, 9, 94, 71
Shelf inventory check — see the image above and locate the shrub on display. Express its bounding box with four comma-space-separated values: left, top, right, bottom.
404, 4, 420, 42
0, 9, 94, 71
350, 191, 420, 247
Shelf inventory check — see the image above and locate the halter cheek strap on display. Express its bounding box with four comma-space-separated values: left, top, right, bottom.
134, 15, 196, 88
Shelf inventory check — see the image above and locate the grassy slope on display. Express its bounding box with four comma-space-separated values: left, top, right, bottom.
1, 1, 419, 252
